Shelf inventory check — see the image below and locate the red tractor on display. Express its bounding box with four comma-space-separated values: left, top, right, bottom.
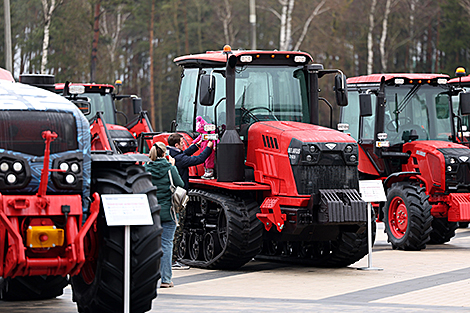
150, 46, 371, 269
340, 73, 470, 250
0, 72, 162, 313
54, 81, 155, 153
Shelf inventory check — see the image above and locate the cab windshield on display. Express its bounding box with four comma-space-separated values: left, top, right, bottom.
342, 85, 452, 145
176, 66, 309, 132
83, 93, 116, 125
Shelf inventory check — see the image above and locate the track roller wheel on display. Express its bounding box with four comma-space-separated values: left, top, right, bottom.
177, 190, 263, 269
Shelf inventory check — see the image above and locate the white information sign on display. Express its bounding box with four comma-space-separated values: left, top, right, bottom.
102, 194, 153, 226
359, 180, 387, 203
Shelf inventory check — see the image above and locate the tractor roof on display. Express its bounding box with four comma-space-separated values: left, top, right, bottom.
347, 73, 449, 84
0, 68, 15, 82
55, 82, 115, 94
174, 48, 313, 67
448, 75, 470, 85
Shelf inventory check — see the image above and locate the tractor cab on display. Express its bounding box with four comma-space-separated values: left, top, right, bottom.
340, 72, 470, 251
341, 74, 470, 176
54, 81, 153, 154
448, 67, 470, 147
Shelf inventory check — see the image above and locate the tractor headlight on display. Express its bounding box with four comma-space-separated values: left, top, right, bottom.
6, 174, 17, 184
65, 174, 76, 184
70, 163, 80, 173
1, 162, 9, 172
59, 162, 69, 172
12, 162, 23, 172
52, 153, 83, 190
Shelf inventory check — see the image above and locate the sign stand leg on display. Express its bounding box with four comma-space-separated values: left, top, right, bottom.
358, 202, 383, 271
124, 225, 130, 313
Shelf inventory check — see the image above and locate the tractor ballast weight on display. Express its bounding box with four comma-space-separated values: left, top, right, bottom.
2, 73, 162, 313
341, 73, 470, 250
150, 46, 370, 269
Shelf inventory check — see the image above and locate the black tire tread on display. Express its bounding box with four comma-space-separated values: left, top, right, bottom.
428, 218, 458, 244
1, 275, 68, 301
71, 164, 162, 313
384, 183, 432, 251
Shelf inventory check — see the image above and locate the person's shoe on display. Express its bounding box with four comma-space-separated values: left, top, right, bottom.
201, 168, 214, 179
160, 282, 174, 288
172, 261, 190, 270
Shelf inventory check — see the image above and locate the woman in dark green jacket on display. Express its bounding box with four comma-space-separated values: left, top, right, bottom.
145, 142, 184, 288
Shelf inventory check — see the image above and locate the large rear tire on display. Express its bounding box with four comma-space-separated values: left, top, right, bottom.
383, 183, 432, 250
0, 275, 68, 301
71, 164, 162, 313
428, 218, 458, 244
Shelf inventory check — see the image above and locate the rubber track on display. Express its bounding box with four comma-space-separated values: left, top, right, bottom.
71, 164, 162, 313
180, 190, 263, 270
256, 221, 374, 268
384, 183, 433, 250
428, 217, 458, 244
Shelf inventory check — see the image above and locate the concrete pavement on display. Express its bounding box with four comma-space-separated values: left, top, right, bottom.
2, 223, 470, 312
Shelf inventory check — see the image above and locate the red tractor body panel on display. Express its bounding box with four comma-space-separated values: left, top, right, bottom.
246, 121, 357, 198
174, 50, 313, 66
348, 73, 449, 84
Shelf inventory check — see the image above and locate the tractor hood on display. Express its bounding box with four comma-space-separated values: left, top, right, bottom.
402, 140, 470, 193
249, 121, 356, 144
246, 121, 359, 169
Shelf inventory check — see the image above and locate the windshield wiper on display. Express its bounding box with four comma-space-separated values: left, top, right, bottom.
392, 84, 421, 132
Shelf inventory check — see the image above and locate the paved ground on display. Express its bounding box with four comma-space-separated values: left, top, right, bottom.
2, 223, 470, 312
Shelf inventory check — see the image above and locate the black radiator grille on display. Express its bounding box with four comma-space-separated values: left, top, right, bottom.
293, 164, 359, 195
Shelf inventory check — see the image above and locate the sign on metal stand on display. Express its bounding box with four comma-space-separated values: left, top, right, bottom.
102, 194, 154, 313
358, 180, 386, 271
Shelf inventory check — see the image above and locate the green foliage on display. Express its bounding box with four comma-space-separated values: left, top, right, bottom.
3, 0, 470, 130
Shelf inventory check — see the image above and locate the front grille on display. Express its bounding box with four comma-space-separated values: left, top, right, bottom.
293, 164, 359, 195
0, 110, 78, 156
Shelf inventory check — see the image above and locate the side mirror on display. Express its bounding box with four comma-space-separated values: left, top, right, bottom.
133, 97, 142, 114
460, 92, 470, 115
199, 74, 216, 106
334, 74, 348, 106
73, 98, 91, 115
359, 93, 373, 117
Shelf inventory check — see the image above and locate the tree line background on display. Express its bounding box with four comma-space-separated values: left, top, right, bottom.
1, 0, 470, 130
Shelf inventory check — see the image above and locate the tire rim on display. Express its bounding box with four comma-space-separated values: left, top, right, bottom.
203, 233, 215, 261
188, 232, 200, 261
178, 231, 188, 259
389, 196, 408, 239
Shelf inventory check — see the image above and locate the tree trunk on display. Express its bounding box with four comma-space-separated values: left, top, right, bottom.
91, 1, 100, 82
284, 0, 294, 50
293, 0, 328, 51
367, 0, 377, 75
149, 0, 156, 128
409, 0, 416, 71
379, 0, 391, 73
279, 0, 288, 50
40, 0, 61, 74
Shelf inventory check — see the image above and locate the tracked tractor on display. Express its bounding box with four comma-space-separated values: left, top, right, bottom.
1, 71, 162, 313
340, 73, 470, 250
149, 46, 370, 269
